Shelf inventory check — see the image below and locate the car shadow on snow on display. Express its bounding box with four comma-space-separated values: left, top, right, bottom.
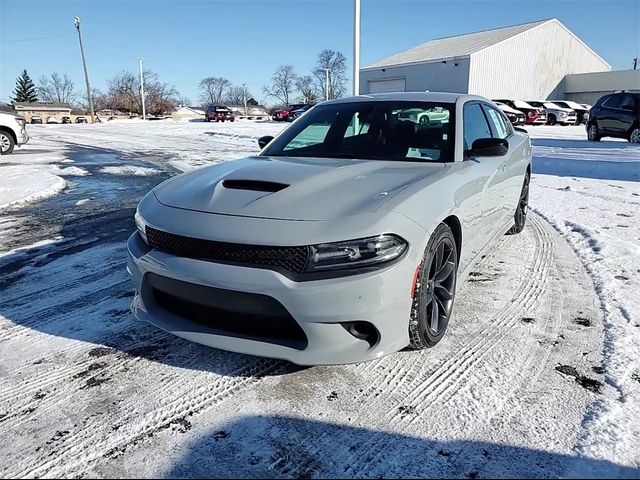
164, 415, 640, 479
532, 138, 640, 182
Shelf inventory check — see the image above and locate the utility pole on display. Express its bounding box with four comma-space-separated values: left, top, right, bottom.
74, 17, 95, 123
242, 83, 248, 117
353, 0, 361, 96
634, 57, 638, 70
322, 68, 331, 101
138, 58, 146, 120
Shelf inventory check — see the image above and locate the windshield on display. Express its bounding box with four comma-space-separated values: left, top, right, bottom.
543, 102, 561, 109
262, 101, 455, 162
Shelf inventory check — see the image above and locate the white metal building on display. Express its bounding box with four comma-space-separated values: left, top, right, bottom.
360, 18, 611, 100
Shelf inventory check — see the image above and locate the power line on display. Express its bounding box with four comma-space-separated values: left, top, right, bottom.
0, 32, 73, 44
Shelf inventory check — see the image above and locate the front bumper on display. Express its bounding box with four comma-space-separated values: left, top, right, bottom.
127, 229, 418, 365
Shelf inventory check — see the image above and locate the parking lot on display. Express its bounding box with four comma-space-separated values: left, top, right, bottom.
0, 120, 639, 477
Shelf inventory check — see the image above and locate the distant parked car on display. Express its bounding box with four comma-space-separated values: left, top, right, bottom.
31, 115, 43, 124
47, 116, 60, 124
494, 102, 525, 125
273, 104, 306, 122
550, 100, 590, 125
526, 101, 576, 126
0, 112, 29, 154
397, 106, 451, 125
75, 116, 88, 124
493, 99, 546, 125
287, 104, 315, 121
587, 92, 640, 143
61, 116, 72, 124
205, 106, 235, 122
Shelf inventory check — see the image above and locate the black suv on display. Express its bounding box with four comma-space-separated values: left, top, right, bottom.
587, 92, 640, 143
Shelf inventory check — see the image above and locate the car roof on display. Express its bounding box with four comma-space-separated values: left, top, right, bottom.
323, 92, 484, 105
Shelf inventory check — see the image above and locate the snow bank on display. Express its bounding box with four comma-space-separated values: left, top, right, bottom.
100, 165, 160, 176
528, 125, 640, 470
0, 166, 66, 210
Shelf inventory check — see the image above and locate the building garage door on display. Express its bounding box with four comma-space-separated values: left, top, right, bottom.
367, 78, 406, 94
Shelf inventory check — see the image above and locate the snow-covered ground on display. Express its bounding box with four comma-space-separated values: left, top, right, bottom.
0, 121, 638, 478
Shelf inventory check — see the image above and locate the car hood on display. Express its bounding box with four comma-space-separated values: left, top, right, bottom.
153, 156, 444, 221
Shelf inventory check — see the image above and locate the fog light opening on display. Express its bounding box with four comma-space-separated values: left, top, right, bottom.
341, 321, 379, 348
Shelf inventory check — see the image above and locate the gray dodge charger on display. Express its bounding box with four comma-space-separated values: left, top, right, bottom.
128, 92, 532, 365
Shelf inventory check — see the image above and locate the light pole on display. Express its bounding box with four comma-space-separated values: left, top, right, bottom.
353, 0, 361, 96
322, 68, 331, 101
138, 58, 146, 120
242, 83, 248, 117
74, 17, 95, 123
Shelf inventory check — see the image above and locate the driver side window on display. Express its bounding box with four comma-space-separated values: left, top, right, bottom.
463, 103, 492, 151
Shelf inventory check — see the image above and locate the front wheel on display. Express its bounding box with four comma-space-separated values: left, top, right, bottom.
547, 114, 556, 126
0, 131, 15, 155
409, 223, 458, 349
629, 127, 640, 144
506, 173, 530, 235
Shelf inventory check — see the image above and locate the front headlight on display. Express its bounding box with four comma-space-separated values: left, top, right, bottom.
305, 234, 407, 272
559, 111, 567, 117
134, 209, 148, 244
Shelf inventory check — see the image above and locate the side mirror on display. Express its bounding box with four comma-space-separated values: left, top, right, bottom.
258, 135, 274, 149
467, 138, 508, 157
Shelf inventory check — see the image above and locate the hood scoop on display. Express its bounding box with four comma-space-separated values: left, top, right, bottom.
222, 179, 289, 193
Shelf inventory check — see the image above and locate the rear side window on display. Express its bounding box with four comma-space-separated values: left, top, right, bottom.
603, 95, 623, 109
463, 103, 492, 150
482, 105, 510, 139
620, 94, 637, 110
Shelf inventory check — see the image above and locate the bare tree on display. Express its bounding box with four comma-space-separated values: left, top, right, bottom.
296, 75, 317, 103
199, 77, 231, 106
224, 84, 252, 107
106, 70, 179, 115
37, 72, 79, 104
312, 49, 347, 100
177, 95, 192, 107
263, 65, 297, 106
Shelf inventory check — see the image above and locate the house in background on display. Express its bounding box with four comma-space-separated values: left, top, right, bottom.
360, 18, 613, 101
12, 102, 73, 122
172, 106, 205, 121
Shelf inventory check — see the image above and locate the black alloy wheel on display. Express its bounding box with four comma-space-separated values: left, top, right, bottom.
409, 223, 458, 349
506, 173, 530, 235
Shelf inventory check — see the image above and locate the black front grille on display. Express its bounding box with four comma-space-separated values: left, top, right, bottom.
147, 273, 308, 349
146, 226, 310, 274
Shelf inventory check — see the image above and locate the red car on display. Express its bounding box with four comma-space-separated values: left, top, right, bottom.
271, 104, 306, 122
206, 105, 235, 122
493, 99, 547, 125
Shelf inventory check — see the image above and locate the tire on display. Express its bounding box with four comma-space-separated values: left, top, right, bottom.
506, 172, 530, 235
629, 126, 640, 144
547, 114, 556, 126
205, 118, 210, 122
587, 122, 601, 142
0, 130, 15, 155
409, 223, 458, 349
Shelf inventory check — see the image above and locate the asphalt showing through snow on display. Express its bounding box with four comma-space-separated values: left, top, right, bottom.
0, 142, 623, 478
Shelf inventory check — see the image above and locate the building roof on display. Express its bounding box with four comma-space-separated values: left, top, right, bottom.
174, 106, 205, 115
364, 19, 552, 69
13, 101, 72, 110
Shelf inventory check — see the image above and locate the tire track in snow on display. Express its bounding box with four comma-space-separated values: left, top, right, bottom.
341, 215, 554, 476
